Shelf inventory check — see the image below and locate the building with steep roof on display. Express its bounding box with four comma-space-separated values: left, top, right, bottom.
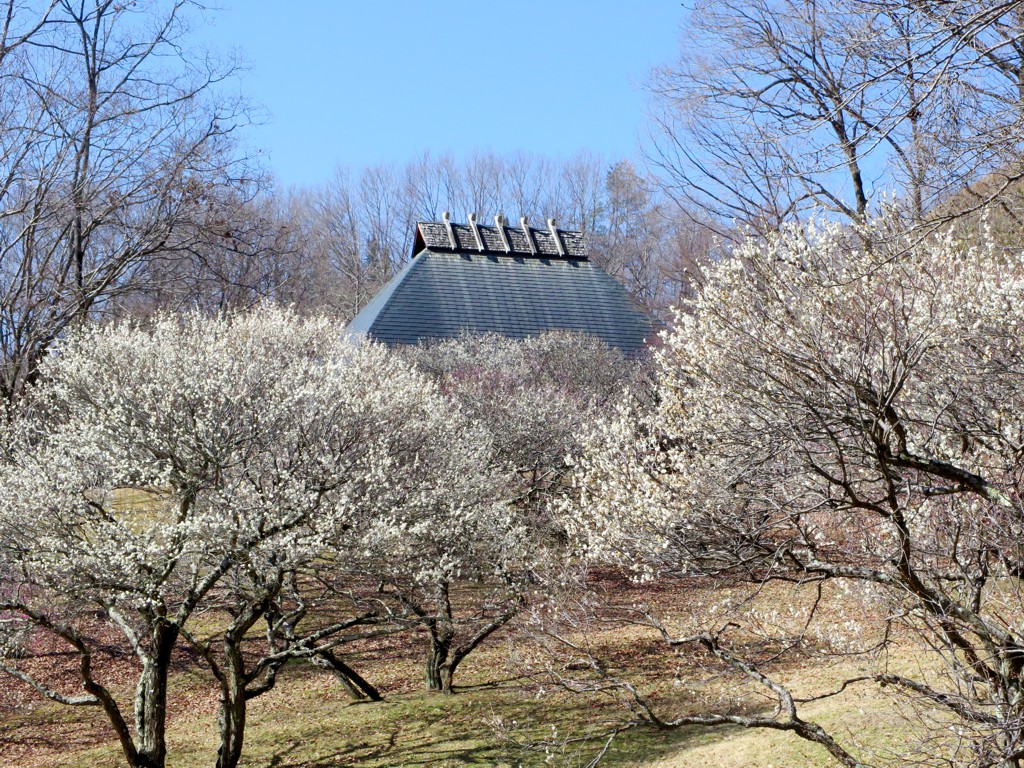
346, 214, 653, 355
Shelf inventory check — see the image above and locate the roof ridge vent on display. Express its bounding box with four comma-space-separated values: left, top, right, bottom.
547, 217, 567, 257
519, 216, 538, 255
494, 213, 512, 252
442, 211, 457, 249
467, 212, 485, 252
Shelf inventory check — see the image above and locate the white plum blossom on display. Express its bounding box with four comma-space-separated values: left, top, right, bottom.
0, 306, 479, 768
562, 218, 1024, 765
388, 331, 641, 693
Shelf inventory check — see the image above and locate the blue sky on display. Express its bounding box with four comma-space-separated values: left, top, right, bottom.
198, 2, 686, 188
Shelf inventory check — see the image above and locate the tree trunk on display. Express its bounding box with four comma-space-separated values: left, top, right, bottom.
133, 625, 178, 768
215, 679, 247, 768
424, 580, 456, 694
425, 628, 454, 694
310, 651, 382, 702
447, 595, 524, 694
214, 619, 256, 768
996, 697, 1023, 768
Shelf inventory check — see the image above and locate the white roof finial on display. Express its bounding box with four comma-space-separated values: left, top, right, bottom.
494, 213, 511, 252
441, 211, 457, 249
520, 216, 537, 255
547, 217, 566, 256
467, 212, 485, 252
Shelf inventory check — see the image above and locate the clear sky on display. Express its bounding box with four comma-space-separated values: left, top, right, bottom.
198, 1, 686, 188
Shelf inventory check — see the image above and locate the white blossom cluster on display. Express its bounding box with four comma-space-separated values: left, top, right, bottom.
564, 218, 1024, 582
560, 217, 1024, 757
406, 331, 638, 514
0, 308, 480, 606
0, 307, 518, 751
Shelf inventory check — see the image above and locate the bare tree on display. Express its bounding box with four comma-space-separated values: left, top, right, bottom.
116, 188, 323, 315
0, 0, 253, 402
648, 0, 1024, 234
588, 161, 713, 313
305, 169, 398, 319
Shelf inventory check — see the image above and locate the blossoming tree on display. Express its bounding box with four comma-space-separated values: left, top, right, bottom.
564, 220, 1024, 767
0, 308, 472, 768
388, 332, 641, 694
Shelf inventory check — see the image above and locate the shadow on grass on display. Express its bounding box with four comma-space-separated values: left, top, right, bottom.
252, 687, 730, 768
0, 707, 114, 766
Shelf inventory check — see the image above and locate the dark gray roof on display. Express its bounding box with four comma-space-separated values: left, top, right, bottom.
346, 249, 653, 355
414, 219, 587, 259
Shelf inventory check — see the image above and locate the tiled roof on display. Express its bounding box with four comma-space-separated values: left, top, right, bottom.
413, 217, 588, 259
346, 249, 653, 356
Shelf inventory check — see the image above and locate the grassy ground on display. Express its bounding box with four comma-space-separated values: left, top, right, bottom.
1, 578, 927, 768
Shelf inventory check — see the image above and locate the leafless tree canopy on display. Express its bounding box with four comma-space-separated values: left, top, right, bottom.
0, 0, 258, 402
648, 0, 1024, 234
111, 151, 713, 323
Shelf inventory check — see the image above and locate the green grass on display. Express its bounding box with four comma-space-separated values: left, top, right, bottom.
30, 652, 705, 768
9, 637, 923, 768
2, 578, 932, 768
